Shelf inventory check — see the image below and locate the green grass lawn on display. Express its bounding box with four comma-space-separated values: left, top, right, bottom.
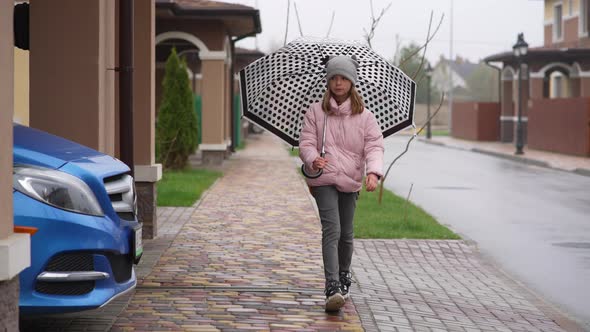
289, 147, 299, 157
354, 186, 459, 239
157, 169, 222, 206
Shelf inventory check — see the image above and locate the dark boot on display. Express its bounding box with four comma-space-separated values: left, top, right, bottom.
324, 279, 345, 312
339, 271, 353, 299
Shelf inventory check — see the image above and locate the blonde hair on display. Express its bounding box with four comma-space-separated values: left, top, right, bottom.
321, 85, 365, 115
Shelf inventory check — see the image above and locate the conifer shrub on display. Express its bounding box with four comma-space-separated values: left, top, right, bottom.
156, 48, 198, 169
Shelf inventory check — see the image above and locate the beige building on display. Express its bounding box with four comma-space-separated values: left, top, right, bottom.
2, 0, 160, 327
1, 0, 260, 328
1, 1, 22, 330
155, 0, 261, 164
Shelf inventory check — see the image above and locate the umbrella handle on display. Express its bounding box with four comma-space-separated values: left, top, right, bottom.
301, 151, 325, 179
301, 113, 328, 179
301, 164, 323, 179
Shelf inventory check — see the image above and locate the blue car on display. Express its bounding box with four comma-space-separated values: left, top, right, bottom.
13, 124, 143, 314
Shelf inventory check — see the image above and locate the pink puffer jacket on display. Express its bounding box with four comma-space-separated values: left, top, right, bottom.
299, 97, 384, 193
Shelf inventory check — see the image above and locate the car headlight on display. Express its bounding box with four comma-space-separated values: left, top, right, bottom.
13, 165, 104, 216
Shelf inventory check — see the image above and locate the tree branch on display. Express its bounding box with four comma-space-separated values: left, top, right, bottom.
326, 11, 336, 37
364, 0, 392, 48
294, 2, 304, 37
377, 92, 445, 204
411, 11, 434, 80
283, 0, 291, 46
399, 13, 444, 69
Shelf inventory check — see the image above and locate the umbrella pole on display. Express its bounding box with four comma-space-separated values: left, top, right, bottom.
301, 112, 327, 179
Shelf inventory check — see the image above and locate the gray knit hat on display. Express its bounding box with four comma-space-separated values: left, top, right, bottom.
325, 55, 359, 85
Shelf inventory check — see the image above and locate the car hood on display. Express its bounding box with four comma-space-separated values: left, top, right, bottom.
13, 124, 129, 178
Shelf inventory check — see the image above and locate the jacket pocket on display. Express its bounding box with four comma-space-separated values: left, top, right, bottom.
345, 127, 365, 154
341, 150, 362, 183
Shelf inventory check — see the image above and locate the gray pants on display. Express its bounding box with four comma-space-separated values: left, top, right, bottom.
311, 185, 358, 282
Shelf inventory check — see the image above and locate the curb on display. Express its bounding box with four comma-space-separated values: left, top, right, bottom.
418, 138, 590, 177
574, 168, 590, 177
470, 148, 550, 168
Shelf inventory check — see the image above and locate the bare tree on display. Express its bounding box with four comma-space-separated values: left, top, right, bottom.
377, 93, 445, 204
363, 0, 392, 48
283, 0, 291, 46
411, 11, 436, 80
399, 13, 444, 71
326, 11, 336, 37
294, 2, 304, 37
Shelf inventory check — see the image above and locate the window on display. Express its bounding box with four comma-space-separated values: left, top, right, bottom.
550, 71, 570, 99
569, 0, 573, 16
553, 75, 563, 98
581, 0, 589, 36
554, 3, 563, 40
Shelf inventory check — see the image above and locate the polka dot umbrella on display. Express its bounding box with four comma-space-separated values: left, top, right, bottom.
239, 37, 416, 147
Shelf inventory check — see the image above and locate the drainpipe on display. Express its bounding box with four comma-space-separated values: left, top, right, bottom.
229, 40, 236, 152
119, 0, 134, 176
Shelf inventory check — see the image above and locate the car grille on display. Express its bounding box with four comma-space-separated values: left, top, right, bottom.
44, 253, 94, 272
35, 253, 95, 295
104, 174, 136, 221
35, 252, 134, 295
105, 252, 133, 283
35, 281, 95, 296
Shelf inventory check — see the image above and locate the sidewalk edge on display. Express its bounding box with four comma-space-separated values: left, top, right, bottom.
472, 246, 589, 332
470, 148, 550, 168
419, 138, 590, 177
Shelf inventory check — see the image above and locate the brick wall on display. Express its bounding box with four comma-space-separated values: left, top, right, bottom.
528, 98, 590, 156
451, 102, 501, 141
413, 104, 450, 127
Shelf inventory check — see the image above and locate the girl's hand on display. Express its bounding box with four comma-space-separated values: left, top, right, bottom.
312, 157, 328, 170
365, 173, 379, 192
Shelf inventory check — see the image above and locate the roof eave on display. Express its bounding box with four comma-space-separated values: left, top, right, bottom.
157, 2, 262, 38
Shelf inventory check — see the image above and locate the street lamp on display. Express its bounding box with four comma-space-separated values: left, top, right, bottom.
425, 63, 433, 139
513, 33, 528, 155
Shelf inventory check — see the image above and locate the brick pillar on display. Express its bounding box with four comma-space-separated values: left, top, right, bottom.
500, 79, 514, 142
136, 182, 157, 239
581, 77, 590, 97
201, 58, 227, 165
0, 279, 18, 331
570, 77, 581, 97
133, 0, 160, 239
520, 75, 530, 145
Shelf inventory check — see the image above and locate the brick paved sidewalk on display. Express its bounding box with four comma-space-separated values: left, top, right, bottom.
351, 240, 583, 331
111, 134, 363, 331
113, 132, 581, 332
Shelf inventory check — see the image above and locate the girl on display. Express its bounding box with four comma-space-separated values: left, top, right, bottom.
299, 55, 384, 312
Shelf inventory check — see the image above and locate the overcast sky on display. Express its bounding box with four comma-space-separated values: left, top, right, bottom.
230, 0, 544, 64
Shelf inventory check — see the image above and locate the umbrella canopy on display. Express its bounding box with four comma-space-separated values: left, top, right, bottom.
239, 37, 416, 147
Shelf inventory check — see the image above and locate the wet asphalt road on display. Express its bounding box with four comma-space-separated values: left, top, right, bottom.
382, 136, 590, 327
